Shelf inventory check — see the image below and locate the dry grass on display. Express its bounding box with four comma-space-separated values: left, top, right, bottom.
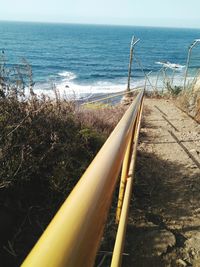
76, 104, 126, 136
0, 57, 127, 267
174, 86, 200, 122
0, 92, 125, 267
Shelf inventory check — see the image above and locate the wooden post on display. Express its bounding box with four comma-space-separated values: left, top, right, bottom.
127, 36, 140, 92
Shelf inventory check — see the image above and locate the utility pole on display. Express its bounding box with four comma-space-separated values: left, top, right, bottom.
127, 36, 140, 92
183, 39, 200, 91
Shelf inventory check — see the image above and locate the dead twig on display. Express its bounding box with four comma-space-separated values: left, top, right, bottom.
3, 241, 17, 257
13, 147, 24, 177
6, 104, 46, 138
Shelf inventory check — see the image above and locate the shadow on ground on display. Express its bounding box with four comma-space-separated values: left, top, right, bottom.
97, 150, 200, 267
125, 149, 200, 267
2, 127, 199, 267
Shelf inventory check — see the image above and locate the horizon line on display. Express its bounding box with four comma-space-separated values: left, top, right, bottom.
0, 19, 200, 30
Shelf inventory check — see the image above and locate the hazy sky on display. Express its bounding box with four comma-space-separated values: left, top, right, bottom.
0, 0, 199, 28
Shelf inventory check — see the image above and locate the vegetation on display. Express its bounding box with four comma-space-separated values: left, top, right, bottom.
175, 78, 200, 122
148, 67, 200, 122
1, 54, 199, 266
0, 59, 125, 266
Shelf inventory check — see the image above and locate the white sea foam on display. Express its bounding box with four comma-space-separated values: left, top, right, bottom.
32, 77, 145, 100
31, 70, 128, 99
51, 81, 127, 99
155, 61, 185, 70
58, 71, 77, 81
30, 69, 189, 100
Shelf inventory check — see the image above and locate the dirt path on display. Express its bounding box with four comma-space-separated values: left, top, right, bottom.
124, 98, 200, 267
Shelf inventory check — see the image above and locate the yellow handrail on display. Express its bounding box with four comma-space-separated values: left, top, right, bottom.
81, 87, 142, 106
21, 90, 144, 267
111, 100, 144, 267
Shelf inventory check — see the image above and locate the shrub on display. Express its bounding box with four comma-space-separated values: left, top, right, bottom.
0, 57, 125, 266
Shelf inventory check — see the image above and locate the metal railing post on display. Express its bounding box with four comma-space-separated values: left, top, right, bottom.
115, 122, 135, 223
183, 39, 200, 90
111, 99, 144, 267
127, 36, 140, 92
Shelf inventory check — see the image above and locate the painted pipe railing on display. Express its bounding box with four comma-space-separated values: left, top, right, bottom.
112, 98, 144, 267
21, 90, 144, 267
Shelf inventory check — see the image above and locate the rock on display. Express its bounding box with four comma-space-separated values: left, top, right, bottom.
176, 259, 187, 266
194, 208, 200, 214
184, 233, 200, 262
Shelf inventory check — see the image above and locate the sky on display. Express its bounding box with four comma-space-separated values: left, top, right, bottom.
0, 0, 199, 28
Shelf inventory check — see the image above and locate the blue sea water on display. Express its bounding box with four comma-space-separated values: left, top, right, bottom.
0, 21, 200, 97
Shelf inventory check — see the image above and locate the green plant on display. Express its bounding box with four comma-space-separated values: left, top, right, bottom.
166, 81, 182, 96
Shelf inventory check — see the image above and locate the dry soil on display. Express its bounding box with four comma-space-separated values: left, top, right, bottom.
123, 98, 200, 267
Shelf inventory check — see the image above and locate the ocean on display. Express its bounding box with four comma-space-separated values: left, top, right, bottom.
0, 21, 200, 98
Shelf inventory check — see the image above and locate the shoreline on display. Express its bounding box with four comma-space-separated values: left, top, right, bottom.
31, 70, 199, 101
